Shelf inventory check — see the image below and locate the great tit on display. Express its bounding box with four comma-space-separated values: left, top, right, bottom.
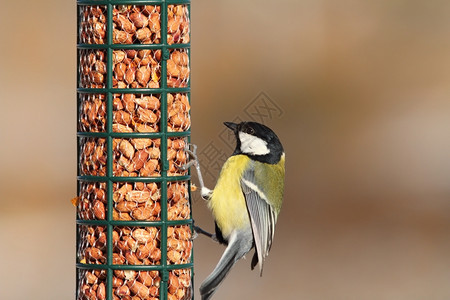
185, 121, 285, 300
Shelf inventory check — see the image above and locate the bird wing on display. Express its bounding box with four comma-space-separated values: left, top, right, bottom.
241, 165, 278, 276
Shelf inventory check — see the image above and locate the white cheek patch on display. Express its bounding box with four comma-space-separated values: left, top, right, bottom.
239, 132, 270, 155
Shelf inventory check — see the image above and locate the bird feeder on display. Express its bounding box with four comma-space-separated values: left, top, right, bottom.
76, 1, 192, 299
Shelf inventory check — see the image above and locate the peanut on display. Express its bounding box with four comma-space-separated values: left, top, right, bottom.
131, 206, 153, 220
128, 280, 149, 298
116, 200, 138, 213
119, 139, 135, 159
114, 13, 136, 34
129, 12, 148, 28
92, 200, 105, 220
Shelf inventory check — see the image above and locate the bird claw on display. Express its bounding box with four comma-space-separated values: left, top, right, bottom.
211, 235, 219, 243
176, 143, 212, 200
175, 143, 198, 170
191, 229, 199, 240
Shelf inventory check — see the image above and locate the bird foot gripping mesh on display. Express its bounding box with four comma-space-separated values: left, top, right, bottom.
76, 1, 192, 299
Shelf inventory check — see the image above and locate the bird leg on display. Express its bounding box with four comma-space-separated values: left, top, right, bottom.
177, 146, 218, 243
177, 143, 213, 200
192, 225, 219, 243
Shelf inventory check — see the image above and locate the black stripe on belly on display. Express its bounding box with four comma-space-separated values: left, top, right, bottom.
215, 221, 228, 245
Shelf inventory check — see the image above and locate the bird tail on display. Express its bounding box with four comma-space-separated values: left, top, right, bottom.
199, 231, 252, 300
250, 250, 259, 273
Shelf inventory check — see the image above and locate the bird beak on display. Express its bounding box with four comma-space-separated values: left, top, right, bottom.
224, 122, 238, 132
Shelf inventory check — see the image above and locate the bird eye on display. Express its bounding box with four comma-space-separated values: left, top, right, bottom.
245, 127, 255, 135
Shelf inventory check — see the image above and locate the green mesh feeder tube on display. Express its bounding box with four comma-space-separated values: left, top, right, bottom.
76, 1, 192, 299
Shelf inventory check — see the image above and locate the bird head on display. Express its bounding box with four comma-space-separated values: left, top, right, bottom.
224, 121, 284, 164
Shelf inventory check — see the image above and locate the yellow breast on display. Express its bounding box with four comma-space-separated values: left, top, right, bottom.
208, 155, 251, 238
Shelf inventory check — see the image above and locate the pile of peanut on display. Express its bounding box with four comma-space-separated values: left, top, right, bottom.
78, 182, 107, 220
78, 3, 190, 89
111, 49, 189, 89
79, 93, 190, 133
79, 50, 107, 89
78, 181, 190, 222
79, 137, 107, 177
112, 138, 162, 177
167, 93, 190, 132
78, 268, 191, 300
78, 137, 188, 178
79, 48, 189, 89
167, 5, 190, 45
79, 6, 106, 44
112, 94, 161, 133
79, 5, 189, 45
112, 49, 161, 89
78, 94, 107, 132
112, 5, 161, 45
78, 225, 192, 300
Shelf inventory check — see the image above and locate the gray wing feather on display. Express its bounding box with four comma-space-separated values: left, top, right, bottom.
241, 167, 277, 275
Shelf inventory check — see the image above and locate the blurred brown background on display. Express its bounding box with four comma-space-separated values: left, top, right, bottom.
1, 0, 450, 299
